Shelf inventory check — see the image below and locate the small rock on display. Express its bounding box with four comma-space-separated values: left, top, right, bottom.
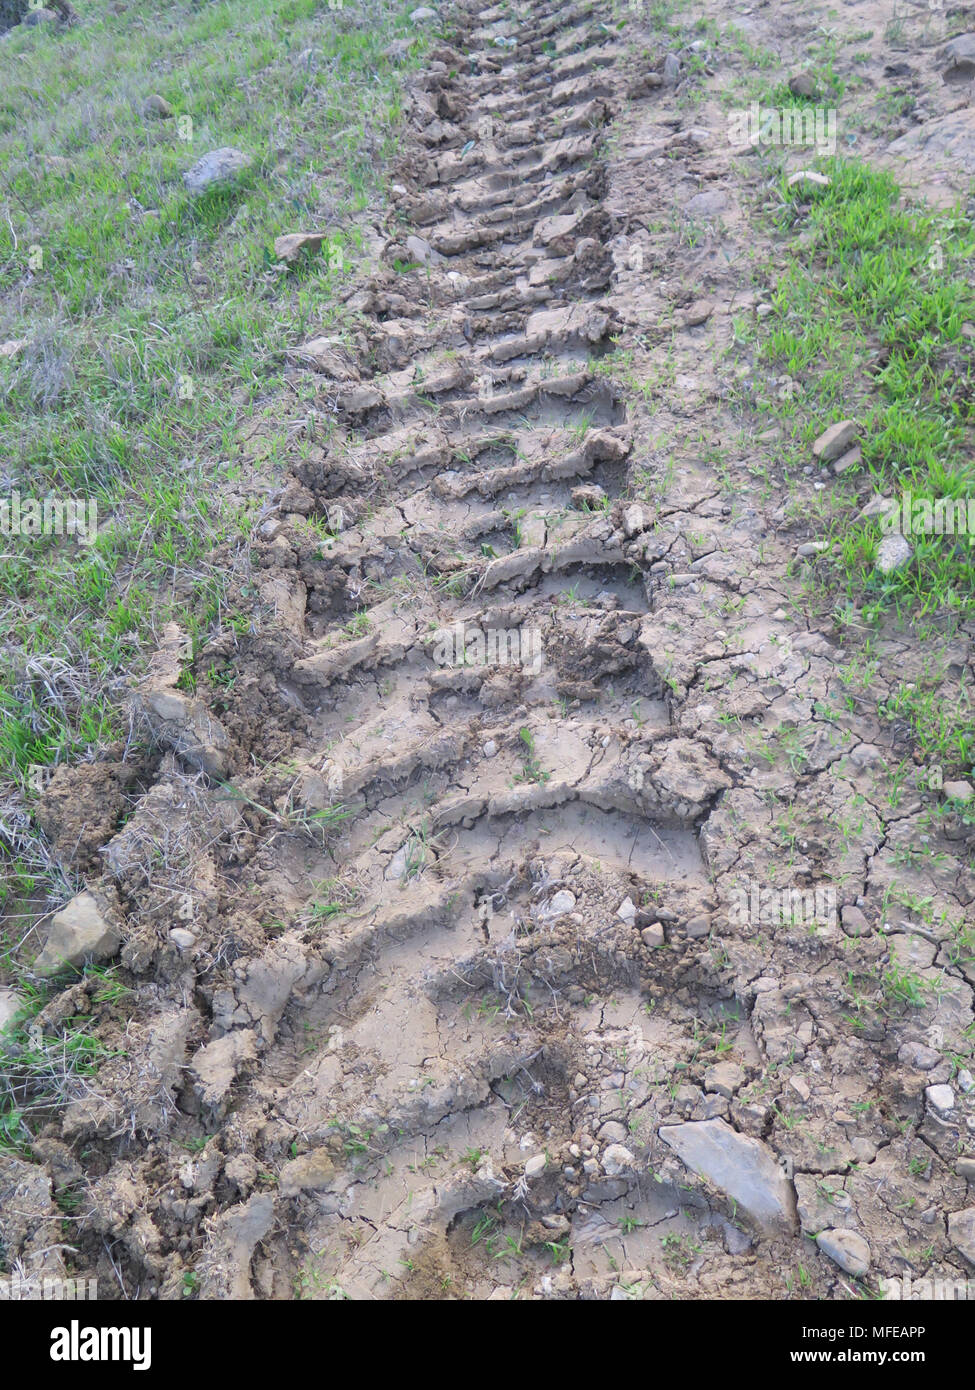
816, 1228, 871, 1277
704, 1062, 744, 1099
274, 231, 327, 264
602, 1144, 636, 1176
622, 504, 646, 538
948, 1207, 975, 1267
789, 1076, 811, 1102
956, 1157, 975, 1181
684, 914, 710, 939
898, 1042, 941, 1071
409, 5, 438, 22
702, 1093, 730, 1120
926, 1084, 955, 1114
944, 780, 975, 803
524, 1154, 547, 1178
583, 1177, 628, 1202
545, 890, 576, 917
23, 7, 57, 25
876, 533, 913, 575
641, 923, 665, 949
170, 928, 197, 952
841, 905, 870, 938
0, 987, 24, 1033
482, 739, 497, 758
812, 420, 857, 462
796, 542, 826, 557
405, 233, 442, 265
143, 94, 173, 118
941, 34, 975, 84
617, 896, 637, 924
662, 53, 681, 85
859, 493, 894, 521
682, 299, 713, 327
34, 891, 121, 976
183, 148, 252, 197
832, 445, 861, 475
598, 1121, 628, 1145
788, 72, 816, 98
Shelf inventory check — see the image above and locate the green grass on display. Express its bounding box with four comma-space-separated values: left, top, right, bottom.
0, 967, 126, 1157
752, 159, 975, 617
0, 0, 428, 788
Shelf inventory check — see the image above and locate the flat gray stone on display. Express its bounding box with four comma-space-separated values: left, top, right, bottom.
662, 53, 681, 86
183, 148, 252, 196
659, 1118, 797, 1234
817, 1227, 871, 1277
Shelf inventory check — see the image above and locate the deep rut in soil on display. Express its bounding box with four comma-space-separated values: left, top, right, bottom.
231, 0, 729, 1299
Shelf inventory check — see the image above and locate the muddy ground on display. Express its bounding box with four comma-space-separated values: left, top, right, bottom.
3, 0, 975, 1300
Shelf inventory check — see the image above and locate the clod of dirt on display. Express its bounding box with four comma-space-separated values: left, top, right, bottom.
141, 689, 232, 779
199, 1193, 274, 1300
